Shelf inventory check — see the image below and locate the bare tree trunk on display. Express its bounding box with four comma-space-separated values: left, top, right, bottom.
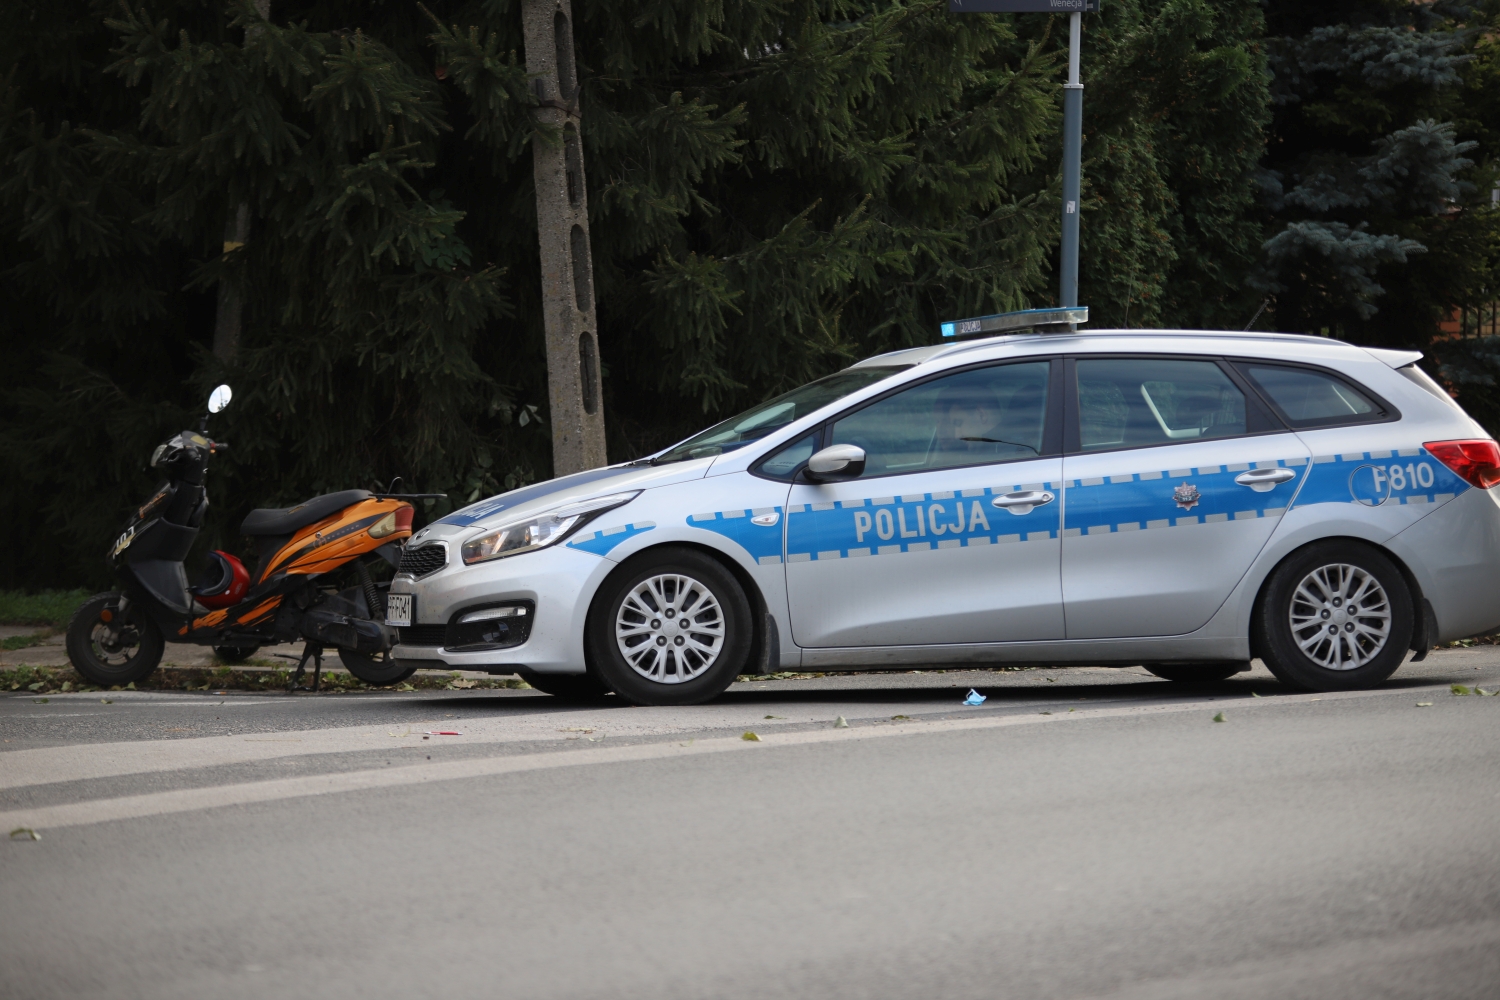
522, 0, 608, 475
211, 0, 270, 364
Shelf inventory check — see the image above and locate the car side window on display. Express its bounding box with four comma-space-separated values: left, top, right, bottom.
1237, 363, 1384, 428
1077, 358, 1247, 451
829, 362, 1050, 477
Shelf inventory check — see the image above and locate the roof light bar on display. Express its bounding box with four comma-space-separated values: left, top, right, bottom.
940, 306, 1088, 339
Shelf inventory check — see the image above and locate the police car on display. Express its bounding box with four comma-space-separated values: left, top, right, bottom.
386, 328, 1500, 705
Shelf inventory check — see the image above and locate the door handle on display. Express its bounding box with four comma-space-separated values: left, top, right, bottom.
1234, 468, 1297, 492
991, 490, 1055, 515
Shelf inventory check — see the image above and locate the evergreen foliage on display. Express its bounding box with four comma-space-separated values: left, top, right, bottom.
1, 0, 1495, 593
1256, 0, 1500, 343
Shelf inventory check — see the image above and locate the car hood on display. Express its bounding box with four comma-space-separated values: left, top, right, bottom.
410, 458, 716, 542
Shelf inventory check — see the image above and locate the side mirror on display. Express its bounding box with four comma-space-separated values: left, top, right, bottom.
207, 384, 233, 414
804, 444, 866, 482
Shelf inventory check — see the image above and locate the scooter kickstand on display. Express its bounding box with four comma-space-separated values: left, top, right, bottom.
284, 643, 325, 693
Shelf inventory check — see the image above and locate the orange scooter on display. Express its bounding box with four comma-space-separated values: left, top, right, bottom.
66, 385, 442, 689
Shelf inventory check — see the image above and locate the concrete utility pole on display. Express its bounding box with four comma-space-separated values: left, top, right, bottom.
212, 0, 271, 363
522, 0, 608, 475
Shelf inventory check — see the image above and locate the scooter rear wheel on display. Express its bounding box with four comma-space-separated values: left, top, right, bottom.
66, 593, 165, 687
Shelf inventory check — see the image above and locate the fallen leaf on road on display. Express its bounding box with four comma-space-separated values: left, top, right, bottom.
448, 679, 478, 690
891, 715, 909, 720
99, 698, 112, 704
1251, 691, 1263, 698
1452, 684, 1473, 696
559, 727, 594, 733
33, 698, 48, 704
1212, 711, 1226, 723
1416, 702, 1433, 707
1039, 711, 1052, 716
586, 735, 605, 742
1478, 688, 1496, 697
1068, 708, 1075, 713
764, 715, 785, 720
742, 731, 762, 741
834, 716, 849, 728
679, 739, 694, 747
9, 827, 40, 841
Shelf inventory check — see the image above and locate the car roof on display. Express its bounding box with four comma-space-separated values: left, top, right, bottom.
850, 329, 1422, 371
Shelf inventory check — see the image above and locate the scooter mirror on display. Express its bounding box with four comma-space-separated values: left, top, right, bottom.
207, 385, 233, 414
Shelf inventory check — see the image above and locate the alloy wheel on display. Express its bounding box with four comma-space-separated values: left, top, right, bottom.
1287, 562, 1392, 670
614, 573, 725, 684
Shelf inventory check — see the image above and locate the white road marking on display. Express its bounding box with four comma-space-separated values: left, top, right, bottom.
0, 684, 1446, 833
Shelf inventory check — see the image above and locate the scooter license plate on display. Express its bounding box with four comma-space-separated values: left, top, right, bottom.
385, 593, 415, 628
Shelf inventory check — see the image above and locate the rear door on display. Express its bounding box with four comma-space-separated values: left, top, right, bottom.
783, 358, 1065, 647
1060, 355, 1311, 638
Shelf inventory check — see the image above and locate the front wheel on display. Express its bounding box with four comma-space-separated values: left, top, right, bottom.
66, 593, 165, 687
1254, 541, 1413, 692
338, 648, 417, 686
585, 546, 753, 706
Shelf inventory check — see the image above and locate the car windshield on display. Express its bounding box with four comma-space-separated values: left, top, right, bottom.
650, 366, 911, 464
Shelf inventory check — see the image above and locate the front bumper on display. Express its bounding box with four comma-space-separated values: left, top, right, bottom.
388, 542, 616, 674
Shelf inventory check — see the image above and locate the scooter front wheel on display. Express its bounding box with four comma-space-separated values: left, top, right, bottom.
66, 593, 165, 687
338, 648, 417, 686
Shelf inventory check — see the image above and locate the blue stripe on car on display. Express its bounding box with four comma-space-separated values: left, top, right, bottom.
1289, 448, 1467, 510
565, 521, 657, 555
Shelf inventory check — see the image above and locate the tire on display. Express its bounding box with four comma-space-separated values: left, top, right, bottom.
516, 670, 612, 701
1143, 662, 1247, 683
213, 645, 260, 665
66, 592, 165, 687
585, 546, 753, 706
1255, 541, 1413, 692
338, 647, 418, 686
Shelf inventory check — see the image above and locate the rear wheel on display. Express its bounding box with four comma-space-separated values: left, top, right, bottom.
1143, 663, 1247, 683
66, 593, 164, 687
338, 648, 417, 686
1255, 541, 1413, 692
586, 547, 752, 706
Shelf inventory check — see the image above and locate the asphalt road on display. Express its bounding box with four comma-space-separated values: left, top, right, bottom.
3, 653, 1500, 1000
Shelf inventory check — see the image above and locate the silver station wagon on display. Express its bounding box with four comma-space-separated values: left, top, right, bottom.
388, 329, 1500, 705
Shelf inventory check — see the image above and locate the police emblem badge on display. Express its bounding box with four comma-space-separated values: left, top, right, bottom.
1173, 482, 1201, 510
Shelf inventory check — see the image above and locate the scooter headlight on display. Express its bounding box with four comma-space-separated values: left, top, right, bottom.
460, 491, 640, 565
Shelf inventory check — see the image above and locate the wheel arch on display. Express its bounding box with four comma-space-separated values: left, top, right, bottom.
1247, 535, 1429, 662
587, 540, 774, 676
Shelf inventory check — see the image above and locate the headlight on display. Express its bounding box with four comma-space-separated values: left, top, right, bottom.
460, 491, 641, 565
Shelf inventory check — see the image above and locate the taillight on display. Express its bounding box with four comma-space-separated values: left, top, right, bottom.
368, 512, 399, 538
394, 505, 414, 532
1424, 439, 1500, 489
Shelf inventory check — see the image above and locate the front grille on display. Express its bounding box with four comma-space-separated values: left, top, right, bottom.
397, 542, 448, 578
398, 625, 447, 647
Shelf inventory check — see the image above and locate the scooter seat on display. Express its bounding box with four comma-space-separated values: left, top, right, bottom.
240, 490, 373, 536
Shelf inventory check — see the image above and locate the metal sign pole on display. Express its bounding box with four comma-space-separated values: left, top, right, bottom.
1059, 11, 1083, 309
949, 1, 1093, 324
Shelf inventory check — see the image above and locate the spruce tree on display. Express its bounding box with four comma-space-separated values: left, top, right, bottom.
1255, 0, 1500, 344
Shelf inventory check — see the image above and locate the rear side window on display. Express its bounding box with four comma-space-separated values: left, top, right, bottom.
1238, 364, 1384, 428
1076, 359, 1247, 451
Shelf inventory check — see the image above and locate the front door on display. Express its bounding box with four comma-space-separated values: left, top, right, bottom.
785, 359, 1064, 647
1061, 356, 1311, 638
